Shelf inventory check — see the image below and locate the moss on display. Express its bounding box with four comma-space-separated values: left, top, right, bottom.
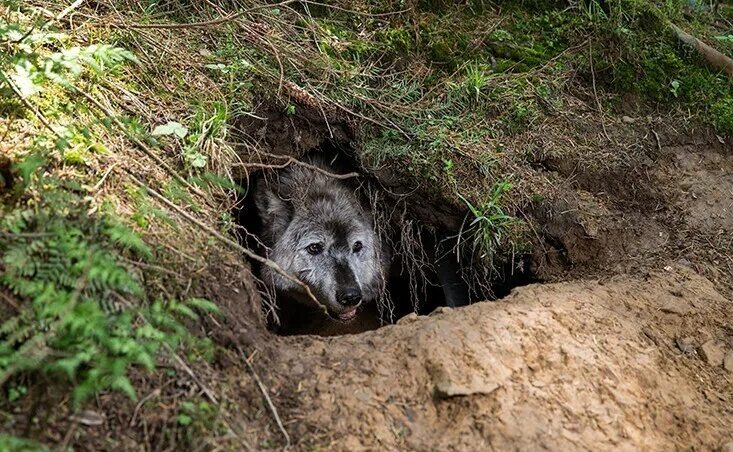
711, 98, 733, 136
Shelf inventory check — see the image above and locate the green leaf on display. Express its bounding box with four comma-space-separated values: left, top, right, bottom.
185, 150, 207, 168
151, 121, 188, 139
10, 62, 41, 98
172, 303, 199, 321
177, 414, 192, 426
111, 376, 137, 400
186, 298, 221, 315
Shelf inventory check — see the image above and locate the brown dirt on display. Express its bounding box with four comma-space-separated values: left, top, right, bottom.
226, 116, 733, 450
57, 108, 732, 452
264, 266, 733, 450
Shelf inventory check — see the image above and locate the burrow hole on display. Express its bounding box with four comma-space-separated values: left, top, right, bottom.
233, 140, 537, 336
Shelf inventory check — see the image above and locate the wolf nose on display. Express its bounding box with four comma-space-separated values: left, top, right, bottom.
337, 288, 362, 306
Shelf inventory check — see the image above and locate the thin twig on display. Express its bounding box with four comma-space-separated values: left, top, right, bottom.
70, 84, 207, 199
56, 0, 85, 20
235, 158, 360, 180
120, 257, 183, 278
125, 171, 322, 308
166, 345, 219, 404
651, 129, 662, 152
129, 387, 162, 427
92, 162, 119, 191
0, 291, 20, 311
1, 70, 62, 139
238, 346, 291, 448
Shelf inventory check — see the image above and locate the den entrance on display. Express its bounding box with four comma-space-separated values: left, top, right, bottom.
232, 112, 536, 335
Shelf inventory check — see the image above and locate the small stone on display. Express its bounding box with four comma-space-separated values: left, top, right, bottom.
430, 306, 453, 316
676, 337, 697, 355
69, 410, 105, 426
660, 298, 692, 315
700, 340, 725, 367
622, 115, 636, 124
397, 312, 419, 325
724, 352, 733, 373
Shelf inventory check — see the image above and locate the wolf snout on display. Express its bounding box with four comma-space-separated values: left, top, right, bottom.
336, 288, 362, 307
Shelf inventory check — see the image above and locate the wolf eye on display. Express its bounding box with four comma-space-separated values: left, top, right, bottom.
306, 243, 323, 255
352, 241, 363, 253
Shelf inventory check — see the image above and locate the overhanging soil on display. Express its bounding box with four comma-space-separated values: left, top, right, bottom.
262, 267, 733, 450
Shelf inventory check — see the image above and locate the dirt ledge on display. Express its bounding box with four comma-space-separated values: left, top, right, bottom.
266, 266, 733, 450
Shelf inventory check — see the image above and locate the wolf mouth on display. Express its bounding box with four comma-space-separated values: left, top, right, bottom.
329, 305, 359, 322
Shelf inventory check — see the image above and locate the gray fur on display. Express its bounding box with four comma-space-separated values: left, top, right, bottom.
255, 158, 388, 321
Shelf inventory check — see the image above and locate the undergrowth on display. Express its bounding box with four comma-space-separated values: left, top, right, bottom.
0, 5, 219, 447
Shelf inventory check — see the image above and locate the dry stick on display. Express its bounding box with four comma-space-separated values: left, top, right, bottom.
70, 84, 208, 199
55, 0, 85, 20
0, 291, 20, 311
125, 0, 298, 29
238, 346, 291, 448
167, 345, 219, 403
236, 157, 360, 180
125, 172, 323, 308
670, 24, 733, 77
92, 161, 119, 191
129, 387, 162, 427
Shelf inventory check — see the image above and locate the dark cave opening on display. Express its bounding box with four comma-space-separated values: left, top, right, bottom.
232, 139, 538, 336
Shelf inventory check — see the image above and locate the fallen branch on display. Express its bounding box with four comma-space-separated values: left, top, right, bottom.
670, 24, 733, 77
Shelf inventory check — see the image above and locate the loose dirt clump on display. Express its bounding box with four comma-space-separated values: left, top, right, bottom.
262, 267, 733, 450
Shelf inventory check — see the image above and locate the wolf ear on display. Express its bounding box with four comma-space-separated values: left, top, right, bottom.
254, 179, 293, 242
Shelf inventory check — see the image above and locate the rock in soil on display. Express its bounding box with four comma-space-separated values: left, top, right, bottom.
676, 336, 698, 355
660, 297, 693, 315
724, 352, 733, 373
699, 340, 725, 367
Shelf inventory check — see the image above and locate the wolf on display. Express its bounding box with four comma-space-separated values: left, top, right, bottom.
254, 157, 388, 324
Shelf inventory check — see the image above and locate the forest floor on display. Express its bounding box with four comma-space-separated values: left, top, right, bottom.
1, 0, 732, 450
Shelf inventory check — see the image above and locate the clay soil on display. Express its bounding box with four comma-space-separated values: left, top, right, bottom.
203, 114, 733, 450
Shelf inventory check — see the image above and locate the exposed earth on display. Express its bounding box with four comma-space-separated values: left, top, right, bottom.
58, 107, 733, 452
270, 267, 733, 450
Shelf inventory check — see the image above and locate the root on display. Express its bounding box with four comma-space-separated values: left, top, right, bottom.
670, 24, 733, 77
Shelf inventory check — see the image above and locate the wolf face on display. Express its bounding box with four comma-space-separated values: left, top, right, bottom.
255, 160, 387, 322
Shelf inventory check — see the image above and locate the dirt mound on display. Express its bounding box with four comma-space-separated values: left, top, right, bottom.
264, 267, 733, 450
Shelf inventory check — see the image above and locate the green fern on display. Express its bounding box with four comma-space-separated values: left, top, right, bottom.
0, 151, 222, 412
0, 9, 220, 446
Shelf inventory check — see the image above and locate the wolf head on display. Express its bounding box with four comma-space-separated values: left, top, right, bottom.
255, 161, 386, 322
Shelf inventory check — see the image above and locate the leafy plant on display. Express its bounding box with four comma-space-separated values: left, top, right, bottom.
457, 181, 517, 265
0, 166, 219, 405
0, 8, 220, 443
